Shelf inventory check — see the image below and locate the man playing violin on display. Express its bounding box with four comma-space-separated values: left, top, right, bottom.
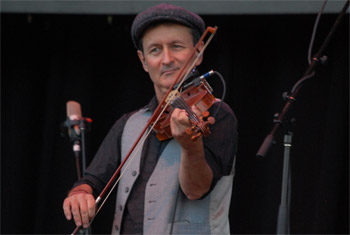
63, 3, 238, 234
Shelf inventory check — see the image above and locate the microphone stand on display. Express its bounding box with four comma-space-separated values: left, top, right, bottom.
64, 119, 89, 179
73, 140, 82, 180
276, 129, 293, 234
257, 0, 349, 158
77, 118, 92, 235
63, 117, 92, 235
256, 1, 349, 234
79, 119, 88, 178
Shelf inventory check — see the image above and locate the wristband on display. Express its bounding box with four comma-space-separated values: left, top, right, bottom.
68, 189, 90, 197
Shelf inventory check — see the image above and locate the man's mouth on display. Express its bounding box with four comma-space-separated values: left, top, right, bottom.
161, 68, 178, 76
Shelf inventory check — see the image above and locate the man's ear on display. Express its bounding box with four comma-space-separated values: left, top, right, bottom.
195, 41, 205, 67
137, 50, 148, 72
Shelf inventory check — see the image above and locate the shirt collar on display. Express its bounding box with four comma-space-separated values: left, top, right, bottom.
145, 96, 158, 112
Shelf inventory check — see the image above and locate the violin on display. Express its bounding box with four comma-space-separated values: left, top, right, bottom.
153, 70, 216, 141
72, 26, 218, 234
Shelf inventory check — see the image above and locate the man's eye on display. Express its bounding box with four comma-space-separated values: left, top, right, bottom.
150, 47, 160, 54
173, 44, 183, 49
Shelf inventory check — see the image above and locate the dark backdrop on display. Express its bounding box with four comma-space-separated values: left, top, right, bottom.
1, 12, 349, 234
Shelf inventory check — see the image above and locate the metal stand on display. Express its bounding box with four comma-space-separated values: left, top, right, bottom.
79, 119, 88, 178
276, 131, 292, 234
255, 1, 348, 234
77, 119, 91, 235
79, 120, 91, 235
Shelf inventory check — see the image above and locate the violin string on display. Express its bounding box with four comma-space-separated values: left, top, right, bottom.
172, 97, 195, 122
174, 97, 200, 124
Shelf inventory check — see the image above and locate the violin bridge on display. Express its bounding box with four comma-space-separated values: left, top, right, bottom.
165, 90, 180, 103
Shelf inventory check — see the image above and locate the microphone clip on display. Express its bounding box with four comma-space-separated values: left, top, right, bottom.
61, 117, 92, 142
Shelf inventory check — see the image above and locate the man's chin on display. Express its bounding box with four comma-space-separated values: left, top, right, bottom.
161, 78, 176, 88
161, 87, 171, 94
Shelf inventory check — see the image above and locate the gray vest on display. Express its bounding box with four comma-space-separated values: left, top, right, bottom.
112, 108, 235, 234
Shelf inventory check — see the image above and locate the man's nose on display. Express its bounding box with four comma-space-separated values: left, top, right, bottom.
162, 47, 174, 65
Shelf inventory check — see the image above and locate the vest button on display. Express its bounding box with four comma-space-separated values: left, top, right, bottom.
119, 205, 123, 211
132, 170, 137, 176
115, 225, 119, 231
125, 187, 129, 193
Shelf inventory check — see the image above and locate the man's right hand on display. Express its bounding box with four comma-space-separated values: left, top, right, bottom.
63, 184, 96, 229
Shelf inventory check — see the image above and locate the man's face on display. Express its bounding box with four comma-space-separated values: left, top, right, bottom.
137, 23, 203, 102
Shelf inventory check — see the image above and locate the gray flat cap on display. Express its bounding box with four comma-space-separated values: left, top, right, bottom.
131, 3, 205, 50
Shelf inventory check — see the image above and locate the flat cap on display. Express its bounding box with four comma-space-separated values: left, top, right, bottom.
131, 3, 205, 50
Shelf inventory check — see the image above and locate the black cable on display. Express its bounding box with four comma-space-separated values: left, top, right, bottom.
212, 71, 227, 119
308, 0, 328, 65
289, 0, 328, 94
290, 71, 316, 94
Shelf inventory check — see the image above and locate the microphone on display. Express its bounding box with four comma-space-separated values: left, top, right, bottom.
66, 101, 83, 153
61, 100, 92, 144
181, 70, 214, 90
62, 100, 92, 180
